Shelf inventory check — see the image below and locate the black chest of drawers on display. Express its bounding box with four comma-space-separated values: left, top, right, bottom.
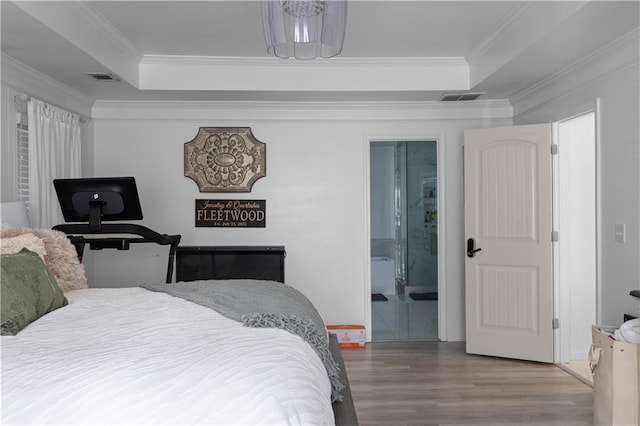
175, 246, 286, 283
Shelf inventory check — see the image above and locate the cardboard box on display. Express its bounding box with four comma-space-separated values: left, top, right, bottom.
327, 325, 366, 348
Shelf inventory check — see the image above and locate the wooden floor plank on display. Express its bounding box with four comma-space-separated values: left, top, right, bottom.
341, 341, 593, 426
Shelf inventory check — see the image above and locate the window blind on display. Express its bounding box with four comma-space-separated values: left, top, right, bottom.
16, 111, 30, 214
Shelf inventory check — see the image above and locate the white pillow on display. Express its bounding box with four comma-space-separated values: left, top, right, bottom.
615, 318, 640, 343
0, 233, 47, 261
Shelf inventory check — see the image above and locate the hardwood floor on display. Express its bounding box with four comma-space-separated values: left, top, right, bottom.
341, 341, 593, 426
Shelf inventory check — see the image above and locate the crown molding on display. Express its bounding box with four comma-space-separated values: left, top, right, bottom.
511, 28, 640, 104
467, 1, 590, 88
140, 55, 468, 68
1, 54, 94, 118
73, 2, 141, 60
512, 57, 638, 123
11, 1, 141, 86
467, 1, 539, 59
510, 27, 639, 120
91, 99, 512, 122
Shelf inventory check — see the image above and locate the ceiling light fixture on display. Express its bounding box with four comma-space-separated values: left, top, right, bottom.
262, 0, 348, 60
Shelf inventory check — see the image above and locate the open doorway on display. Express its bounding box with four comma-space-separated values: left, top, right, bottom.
370, 140, 438, 340
554, 111, 597, 381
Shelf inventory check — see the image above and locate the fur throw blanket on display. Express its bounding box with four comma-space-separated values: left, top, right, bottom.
1, 224, 87, 292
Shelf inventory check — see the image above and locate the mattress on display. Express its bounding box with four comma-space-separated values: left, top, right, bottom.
1, 287, 334, 425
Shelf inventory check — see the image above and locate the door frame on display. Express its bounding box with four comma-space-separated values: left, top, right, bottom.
551, 100, 601, 363
364, 133, 447, 341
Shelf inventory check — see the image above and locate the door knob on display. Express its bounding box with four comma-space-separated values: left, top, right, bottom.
467, 238, 482, 258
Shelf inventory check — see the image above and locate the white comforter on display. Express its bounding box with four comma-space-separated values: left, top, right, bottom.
1, 288, 334, 425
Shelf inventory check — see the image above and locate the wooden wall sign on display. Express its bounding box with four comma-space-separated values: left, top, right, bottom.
184, 127, 266, 193
195, 199, 266, 228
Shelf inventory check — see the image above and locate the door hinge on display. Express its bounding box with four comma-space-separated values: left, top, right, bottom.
552, 231, 559, 242
551, 144, 558, 155
552, 318, 559, 329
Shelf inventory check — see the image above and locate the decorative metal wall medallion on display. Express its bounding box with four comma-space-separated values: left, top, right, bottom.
184, 127, 266, 192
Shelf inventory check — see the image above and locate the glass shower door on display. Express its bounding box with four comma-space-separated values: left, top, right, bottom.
396, 142, 438, 295
395, 141, 438, 339
371, 140, 438, 340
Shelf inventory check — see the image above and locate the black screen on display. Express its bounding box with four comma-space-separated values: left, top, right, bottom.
54, 177, 143, 223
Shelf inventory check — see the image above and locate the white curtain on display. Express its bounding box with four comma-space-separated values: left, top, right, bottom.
27, 98, 81, 229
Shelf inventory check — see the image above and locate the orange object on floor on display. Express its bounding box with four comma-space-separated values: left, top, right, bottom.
327, 325, 366, 348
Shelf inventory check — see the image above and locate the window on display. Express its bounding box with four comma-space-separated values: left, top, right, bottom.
15, 109, 30, 214
8, 94, 82, 228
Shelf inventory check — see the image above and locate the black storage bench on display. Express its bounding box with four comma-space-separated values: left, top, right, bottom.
175, 246, 285, 283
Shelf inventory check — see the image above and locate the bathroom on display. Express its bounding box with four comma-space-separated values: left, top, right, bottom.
370, 140, 438, 340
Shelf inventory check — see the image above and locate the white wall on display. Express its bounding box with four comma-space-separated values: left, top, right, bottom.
513, 30, 640, 327
557, 113, 596, 361
90, 101, 512, 341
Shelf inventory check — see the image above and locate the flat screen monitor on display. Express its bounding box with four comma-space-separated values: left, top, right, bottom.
53, 177, 143, 230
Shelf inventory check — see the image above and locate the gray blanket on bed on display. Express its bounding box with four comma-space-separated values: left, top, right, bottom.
141, 279, 344, 402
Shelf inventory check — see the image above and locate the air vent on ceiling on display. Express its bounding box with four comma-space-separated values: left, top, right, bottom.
439, 92, 485, 102
84, 72, 120, 82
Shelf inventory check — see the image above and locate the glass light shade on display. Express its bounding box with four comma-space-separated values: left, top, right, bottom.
262, 0, 348, 59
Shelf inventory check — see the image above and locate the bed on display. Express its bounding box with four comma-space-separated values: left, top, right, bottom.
0, 223, 357, 425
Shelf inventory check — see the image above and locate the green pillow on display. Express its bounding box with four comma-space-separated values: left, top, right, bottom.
1, 248, 68, 336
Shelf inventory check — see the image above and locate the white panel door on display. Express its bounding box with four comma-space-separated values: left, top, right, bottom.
464, 123, 554, 363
